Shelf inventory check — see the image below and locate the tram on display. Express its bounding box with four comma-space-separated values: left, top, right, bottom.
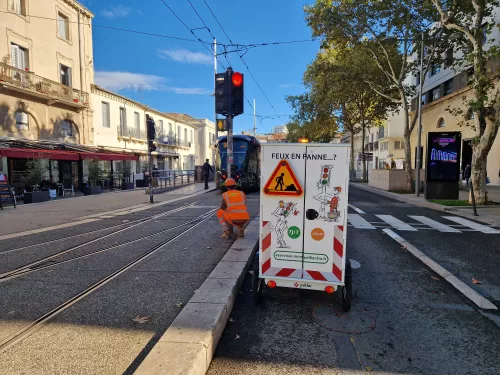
215, 135, 260, 191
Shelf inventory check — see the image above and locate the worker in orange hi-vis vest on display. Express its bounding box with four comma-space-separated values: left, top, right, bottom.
217, 178, 250, 239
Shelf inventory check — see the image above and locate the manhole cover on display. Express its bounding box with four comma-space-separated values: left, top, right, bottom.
313, 304, 376, 334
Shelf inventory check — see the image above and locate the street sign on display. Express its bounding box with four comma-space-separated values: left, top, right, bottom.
258, 143, 351, 296
263, 159, 303, 196
216, 119, 228, 132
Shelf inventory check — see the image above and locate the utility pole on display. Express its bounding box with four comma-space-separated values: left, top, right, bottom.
253, 98, 256, 137
214, 38, 218, 140
227, 67, 234, 175
415, 32, 424, 197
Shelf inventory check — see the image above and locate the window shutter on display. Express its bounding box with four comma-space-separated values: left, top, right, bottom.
11, 45, 19, 68
67, 67, 72, 87
14, 0, 21, 14
18, 47, 26, 71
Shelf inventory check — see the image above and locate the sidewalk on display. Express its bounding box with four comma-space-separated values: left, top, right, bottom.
0, 182, 215, 237
352, 182, 500, 226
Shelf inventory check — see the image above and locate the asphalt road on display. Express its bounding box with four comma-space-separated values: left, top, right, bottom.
208, 185, 500, 375
0, 190, 259, 375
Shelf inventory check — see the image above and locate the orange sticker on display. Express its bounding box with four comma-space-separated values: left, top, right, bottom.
311, 228, 325, 241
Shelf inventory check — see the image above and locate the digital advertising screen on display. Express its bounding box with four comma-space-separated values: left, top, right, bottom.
426, 132, 462, 182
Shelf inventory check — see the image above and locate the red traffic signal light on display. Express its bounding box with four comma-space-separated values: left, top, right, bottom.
232, 72, 243, 87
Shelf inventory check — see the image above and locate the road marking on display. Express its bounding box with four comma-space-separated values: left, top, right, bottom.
442, 216, 500, 234
383, 229, 498, 310
348, 204, 365, 214
347, 214, 376, 229
376, 215, 418, 231
408, 216, 461, 233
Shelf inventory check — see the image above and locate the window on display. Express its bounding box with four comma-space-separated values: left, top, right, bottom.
168, 123, 173, 136
380, 142, 388, 151
119, 107, 126, 130
184, 129, 188, 144
443, 79, 453, 96
61, 120, 73, 137
394, 141, 404, 150
431, 87, 440, 102
437, 118, 445, 128
10, 43, 28, 70
422, 92, 428, 105
177, 125, 181, 139
191, 130, 193, 142
415, 72, 420, 86
102, 102, 110, 128
58, 12, 70, 41
481, 23, 488, 44
158, 120, 164, 135
15, 111, 28, 130
134, 112, 140, 133
60, 64, 72, 86
468, 111, 475, 121
12, 0, 26, 16
430, 64, 441, 76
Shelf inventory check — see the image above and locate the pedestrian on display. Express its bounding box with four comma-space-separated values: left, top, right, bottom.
464, 164, 471, 187
202, 159, 214, 189
217, 178, 250, 239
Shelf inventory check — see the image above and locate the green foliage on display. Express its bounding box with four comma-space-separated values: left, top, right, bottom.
25, 159, 47, 186
87, 159, 101, 186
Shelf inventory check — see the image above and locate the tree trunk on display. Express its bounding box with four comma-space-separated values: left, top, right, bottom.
402, 99, 413, 191
350, 134, 356, 179
361, 124, 367, 182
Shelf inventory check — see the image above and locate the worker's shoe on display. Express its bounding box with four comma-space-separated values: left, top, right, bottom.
221, 230, 233, 240
238, 227, 245, 237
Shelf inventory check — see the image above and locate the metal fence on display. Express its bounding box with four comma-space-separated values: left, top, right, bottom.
150, 169, 195, 191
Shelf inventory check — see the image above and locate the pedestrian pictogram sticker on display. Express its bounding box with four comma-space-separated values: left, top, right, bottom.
263, 160, 303, 196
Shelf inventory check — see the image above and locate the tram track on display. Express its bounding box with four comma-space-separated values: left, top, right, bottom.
0, 201, 199, 278
0, 209, 216, 283
0, 210, 216, 355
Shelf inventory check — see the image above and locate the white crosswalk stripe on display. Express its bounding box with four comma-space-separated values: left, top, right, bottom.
375, 215, 418, 231
347, 214, 376, 229
442, 216, 500, 234
407, 216, 462, 233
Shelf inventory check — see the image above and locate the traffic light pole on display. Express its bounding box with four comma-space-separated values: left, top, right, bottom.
148, 147, 153, 204
214, 38, 218, 141
227, 115, 234, 172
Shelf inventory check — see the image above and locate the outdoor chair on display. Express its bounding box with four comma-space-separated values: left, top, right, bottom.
62, 183, 74, 196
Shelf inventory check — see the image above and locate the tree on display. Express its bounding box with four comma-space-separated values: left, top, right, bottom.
305, 0, 448, 190
289, 43, 397, 181
431, 0, 500, 204
286, 93, 339, 143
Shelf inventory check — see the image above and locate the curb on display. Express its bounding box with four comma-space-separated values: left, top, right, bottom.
350, 183, 499, 226
134, 217, 260, 375
383, 228, 498, 310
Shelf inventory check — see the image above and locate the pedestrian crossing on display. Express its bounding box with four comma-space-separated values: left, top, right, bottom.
347, 213, 500, 234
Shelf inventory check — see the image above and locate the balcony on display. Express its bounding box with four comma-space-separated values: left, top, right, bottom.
0, 62, 89, 109
117, 126, 147, 141
374, 141, 379, 151
155, 133, 191, 148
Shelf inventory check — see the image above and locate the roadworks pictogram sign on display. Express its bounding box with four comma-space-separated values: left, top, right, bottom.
263, 159, 303, 196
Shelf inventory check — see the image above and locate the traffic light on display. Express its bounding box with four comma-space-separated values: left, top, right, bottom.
216, 118, 228, 132
146, 115, 156, 152
230, 71, 244, 116
215, 72, 229, 115
321, 166, 332, 186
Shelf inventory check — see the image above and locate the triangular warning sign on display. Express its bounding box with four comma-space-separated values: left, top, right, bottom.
263, 160, 303, 196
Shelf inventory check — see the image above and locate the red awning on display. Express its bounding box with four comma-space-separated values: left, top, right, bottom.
0, 148, 80, 161
80, 152, 138, 161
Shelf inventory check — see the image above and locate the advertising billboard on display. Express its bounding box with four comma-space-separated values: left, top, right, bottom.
426, 132, 462, 182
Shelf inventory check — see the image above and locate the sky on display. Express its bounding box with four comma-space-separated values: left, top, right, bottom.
79, 0, 320, 134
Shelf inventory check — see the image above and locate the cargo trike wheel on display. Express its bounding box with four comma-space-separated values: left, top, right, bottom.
341, 260, 352, 312
251, 254, 264, 304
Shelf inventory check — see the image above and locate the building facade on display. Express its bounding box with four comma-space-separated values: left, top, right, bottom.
91, 86, 197, 177
408, 15, 500, 186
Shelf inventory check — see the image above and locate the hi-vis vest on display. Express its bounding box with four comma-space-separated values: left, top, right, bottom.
222, 190, 250, 223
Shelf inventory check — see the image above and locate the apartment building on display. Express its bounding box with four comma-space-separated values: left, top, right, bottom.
92, 86, 197, 176
409, 12, 500, 186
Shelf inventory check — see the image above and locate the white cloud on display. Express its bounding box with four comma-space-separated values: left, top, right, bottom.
157, 49, 212, 65
94, 71, 210, 95
95, 71, 167, 92
101, 5, 131, 19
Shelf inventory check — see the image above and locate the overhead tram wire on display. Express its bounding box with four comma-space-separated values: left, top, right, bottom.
203, 0, 276, 112
0, 10, 320, 49
157, 0, 226, 69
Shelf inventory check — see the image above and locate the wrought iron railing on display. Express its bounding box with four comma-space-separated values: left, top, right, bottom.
0, 62, 89, 106
117, 126, 147, 140
155, 133, 191, 148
